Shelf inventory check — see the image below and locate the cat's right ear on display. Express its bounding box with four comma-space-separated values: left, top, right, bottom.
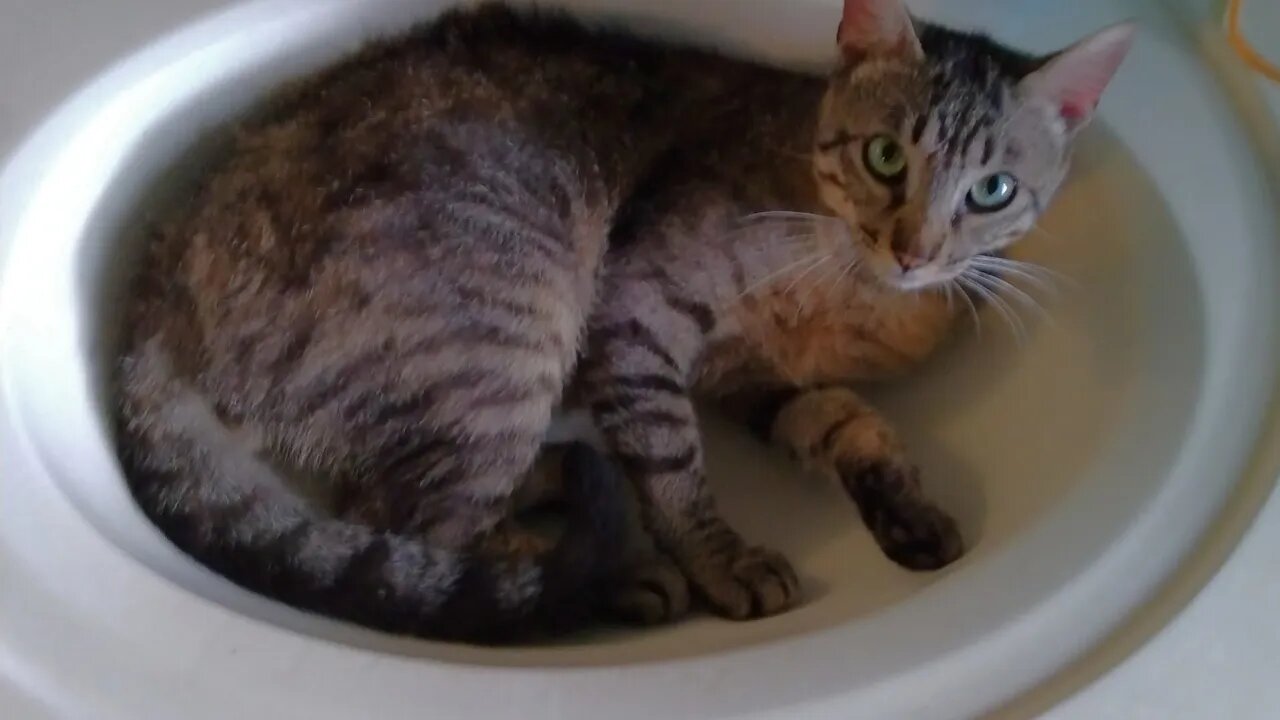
1019, 22, 1136, 132
837, 0, 924, 63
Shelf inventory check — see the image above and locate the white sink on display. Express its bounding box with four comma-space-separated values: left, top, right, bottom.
2, 1, 1277, 718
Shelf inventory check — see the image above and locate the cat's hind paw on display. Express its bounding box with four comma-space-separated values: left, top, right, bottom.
680, 538, 801, 620
608, 555, 691, 625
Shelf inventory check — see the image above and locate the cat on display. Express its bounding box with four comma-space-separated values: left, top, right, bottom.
115, 0, 1134, 642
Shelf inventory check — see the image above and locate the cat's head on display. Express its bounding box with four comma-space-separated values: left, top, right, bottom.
813, 0, 1134, 291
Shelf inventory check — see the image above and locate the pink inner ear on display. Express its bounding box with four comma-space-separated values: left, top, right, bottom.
1026, 22, 1136, 126
841, 0, 884, 32
837, 0, 920, 59
1055, 73, 1110, 121
1058, 52, 1130, 118
1060, 101, 1092, 123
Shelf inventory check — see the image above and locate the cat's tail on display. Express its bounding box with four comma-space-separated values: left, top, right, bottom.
117, 340, 627, 643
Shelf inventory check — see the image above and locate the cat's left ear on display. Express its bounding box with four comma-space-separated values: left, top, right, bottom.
837, 0, 924, 63
1020, 22, 1136, 131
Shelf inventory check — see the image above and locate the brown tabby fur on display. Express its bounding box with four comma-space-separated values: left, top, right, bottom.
116, 1, 1126, 640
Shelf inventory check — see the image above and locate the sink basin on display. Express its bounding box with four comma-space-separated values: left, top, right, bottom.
2, 0, 1277, 718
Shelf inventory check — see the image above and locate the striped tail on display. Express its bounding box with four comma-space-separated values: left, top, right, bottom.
117, 344, 626, 643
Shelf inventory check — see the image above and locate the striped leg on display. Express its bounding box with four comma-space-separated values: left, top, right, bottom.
518, 444, 691, 625
585, 317, 800, 620
750, 386, 964, 570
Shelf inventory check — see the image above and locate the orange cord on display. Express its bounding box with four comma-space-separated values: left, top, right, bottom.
1225, 0, 1280, 83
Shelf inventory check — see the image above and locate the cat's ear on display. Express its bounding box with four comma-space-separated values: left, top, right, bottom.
837, 0, 924, 63
1020, 22, 1136, 131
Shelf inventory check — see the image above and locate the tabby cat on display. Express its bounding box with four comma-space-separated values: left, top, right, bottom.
116, 0, 1134, 641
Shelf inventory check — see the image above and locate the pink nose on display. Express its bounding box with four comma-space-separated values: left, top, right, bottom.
893, 251, 927, 272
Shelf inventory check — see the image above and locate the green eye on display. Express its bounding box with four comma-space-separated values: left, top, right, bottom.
862, 135, 907, 183
967, 172, 1018, 212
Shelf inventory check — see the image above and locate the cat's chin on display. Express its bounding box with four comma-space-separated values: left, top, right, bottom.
863, 264, 955, 294
881, 278, 950, 294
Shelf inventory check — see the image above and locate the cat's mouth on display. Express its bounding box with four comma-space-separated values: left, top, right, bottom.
878, 265, 960, 292
870, 262, 970, 293
854, 238, 960, 293
821, 217, 959, 293
890, 272, 954, 292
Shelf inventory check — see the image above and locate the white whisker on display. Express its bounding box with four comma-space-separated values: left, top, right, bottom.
974, 264, 1058, 297
972, 255, 1072, 290
737, 251, 827, 298
793, 261, 840, 321
831, 257, 862, 290
741, 210, 839, 224
1028, 224, 1061, 243
951, 280, 983, 335
985, 285, 1027, 342
780, 254, 833, 296
960, 274, 1024, 343
724, 227, 820, 246
970, 269, 1048, 321
730, 221, 821, 237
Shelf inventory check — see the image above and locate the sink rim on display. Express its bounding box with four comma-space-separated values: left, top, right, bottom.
2, 0, 1278, 718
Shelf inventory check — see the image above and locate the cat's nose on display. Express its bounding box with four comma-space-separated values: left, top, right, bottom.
893, 251, 927, 272
889, 220, 926, 271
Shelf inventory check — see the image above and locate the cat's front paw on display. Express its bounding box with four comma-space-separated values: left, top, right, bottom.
874, 500, 964, 570
842, 461, 965, 571
677, 533, 801, 620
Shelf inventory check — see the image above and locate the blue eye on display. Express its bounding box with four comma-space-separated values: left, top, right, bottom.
967, 173, 1018, 212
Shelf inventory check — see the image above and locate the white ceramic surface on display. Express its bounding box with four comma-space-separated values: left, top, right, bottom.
2, 1, 1278, 718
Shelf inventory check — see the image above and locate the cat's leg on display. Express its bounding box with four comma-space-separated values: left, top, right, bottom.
583, 307, 800, 620
742, 386, 964, 570
519, 444, 693, 625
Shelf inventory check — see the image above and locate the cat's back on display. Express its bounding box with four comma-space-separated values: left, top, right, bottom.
176, 4, 669, 226
130, 4, 697, 328
137, 3, 735, 301
188, 3, 709, 195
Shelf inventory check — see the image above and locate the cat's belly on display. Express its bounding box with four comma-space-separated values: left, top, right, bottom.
549, 285, 958, 445
700, 285, 959, 391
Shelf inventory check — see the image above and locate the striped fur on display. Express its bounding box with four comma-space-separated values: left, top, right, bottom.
116, 1, 1128, 639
